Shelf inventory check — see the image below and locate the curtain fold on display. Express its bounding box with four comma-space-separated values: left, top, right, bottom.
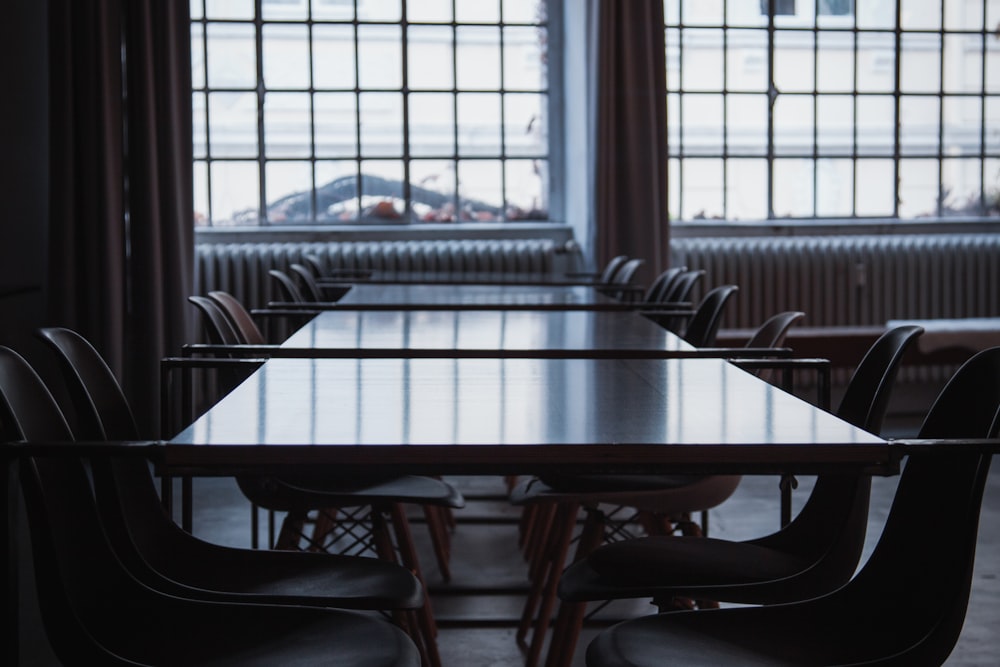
593, 0, 669, 276
48, 0, 193, 437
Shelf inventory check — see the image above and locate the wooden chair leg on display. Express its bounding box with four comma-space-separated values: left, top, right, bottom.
274, 510, 307, 550
543, 507, 607, 667
423, 505, 452, 582
388, 503, 442, 667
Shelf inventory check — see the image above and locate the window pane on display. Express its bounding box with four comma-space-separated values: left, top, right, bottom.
312, 25, 356, 90
986, 44, 1000, 94
943, 96, 982, 157
457, 93, 502, 156
726, 93, 768, 156
505, 159, 548, 220
266, 161, 314, 222
773, 30, 814, 93
262, 0, 306, 21
409, 93, 456, 157
359, 92, 403, 156
457, 27, 501, 91
856, 95, 896, 156
409, 0, 452, 23
206, 23, 257, 89
458, 160, 504, 220
898, 158, 940, 218
668, 157, 681, 220
817, 95, 854, 156
667, 93, 681, 155
193, 92, 207, 158
194, 160, 209, 225
681, 29, 724, 92
263, 25, 311, 90
191, 24, 206, 89
315, 161, 359, 222
314, 92, 357, 157
191, 0, 204, 20
681, 159, 723, 219
899, 96, 940, 156
816, 158, 854, 217
944, 34, 984, 95
726, 30, 768, 93
358, 0, 401, 22
986, 158, 1000, 214
726, 159, 768, 220
312, 0, 354, 21
683, 0, 723, 26
941, 158, 983, 216
264, 92, 311, 157
682, 94, 724, 155
211, 161, 260, 225
773, 158, 815, 217
209, 92, 258, 158
359, 161, 405, 221
857, 32, 895, 93
504, 0, 542, 24
855, 159, 895, 216
986, 97, 1000, 153
206, 0, 253, 20
504, 26, 547, 91
901, 0, 940, 30
410, 159, 456, 221
900, 34, 941, 94
816, 31, 854, 93
505, 93, 547, 157
456, 0, 500, 24
856, 1, 894, 29
774, 94, 814, 156
358, 25, 401, 89
408, 26, 454, 90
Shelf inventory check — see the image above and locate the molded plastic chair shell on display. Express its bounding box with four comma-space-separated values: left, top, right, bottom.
681, 284, 739, 347
0, 345, 421, 667
585, 346, 1000, 667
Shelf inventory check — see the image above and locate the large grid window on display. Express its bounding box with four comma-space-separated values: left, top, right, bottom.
668, 0, 1000, 222
191, 0, 549, 227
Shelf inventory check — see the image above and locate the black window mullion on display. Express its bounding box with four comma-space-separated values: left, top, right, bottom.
892, 1, 902, 219
199, 1, 213, 226
499, 7, 508, 221
812, 0, 819, 218
451, 0, 460, 219
401, 0, 411, 220
766, 0, 776, 219
936, 2, 945, 217
255, 0, 267, 225
353, 0, 362, 218
980, 3, 988, 216
308, 3, 317, 221
722, 8, 729, 220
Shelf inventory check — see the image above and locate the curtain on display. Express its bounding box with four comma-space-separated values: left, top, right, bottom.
593, 0, 669, 276
48, 0, 194, 437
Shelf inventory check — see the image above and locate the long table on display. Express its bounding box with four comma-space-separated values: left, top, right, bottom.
291, 283, 645, 311
164, 357, 890, 478
278, 310, 698, 358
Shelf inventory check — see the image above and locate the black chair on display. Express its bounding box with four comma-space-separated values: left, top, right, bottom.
641, 266, 685, 304
290, 262, 353, 302
269, 267, 308, 303
597, 258, 646, 302
0, 345, 420, 667
566, 255, 628, 284
585, 345, 1000, 667
548, 325, 924, 667
679, 284, 739, 346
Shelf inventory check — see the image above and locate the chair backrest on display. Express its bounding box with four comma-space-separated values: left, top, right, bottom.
598, 255, 629, 284
289, 263, 324, 302
188, 295, 245, 345
268, 269, 306, 303
207, 290, 267, 345
35, 327, 141, 440
609, 258, 644, 286
745, 311, 805, 349
0, 346, 146, 664
836, 324, 924, 434
643, 267, 685, 304
660, 269, 704, 304
302, 254, 326, 279
682, 285, 739, 347
833, 347, 1000, 665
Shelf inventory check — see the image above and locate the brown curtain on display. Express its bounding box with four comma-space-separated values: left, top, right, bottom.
593, 0, 669, 276
47, 0, 194, 437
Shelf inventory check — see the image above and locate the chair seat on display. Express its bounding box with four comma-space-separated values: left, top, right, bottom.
511, 475, 741, 514
560, 535, 813, 602
239, 474, 465, 512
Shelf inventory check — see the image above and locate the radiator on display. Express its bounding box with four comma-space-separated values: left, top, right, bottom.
195, 239, 573, 308
670, 234, 1000, 329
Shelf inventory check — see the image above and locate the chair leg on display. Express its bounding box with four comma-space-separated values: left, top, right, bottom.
274, 510, 307, 549
543, 507, 607, 667
423, 505, 452, 582
387, 503, 442, 667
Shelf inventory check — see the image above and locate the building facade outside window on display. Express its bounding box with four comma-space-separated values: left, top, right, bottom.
668, 0, 1000, 223
191, 0, 551, 227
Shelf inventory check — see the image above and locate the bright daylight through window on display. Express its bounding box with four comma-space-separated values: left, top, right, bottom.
191, 0, 549, 227
668, 0, 1000, 222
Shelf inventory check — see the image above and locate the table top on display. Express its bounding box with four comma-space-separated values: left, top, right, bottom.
280, 310, 696, 358
165, 357, 889, 476
331, 283, 639, 311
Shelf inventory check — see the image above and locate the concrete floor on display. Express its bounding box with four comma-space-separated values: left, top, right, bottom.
15, 420, 1000, 665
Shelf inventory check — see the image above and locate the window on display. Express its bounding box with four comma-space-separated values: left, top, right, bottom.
191, 0, 551, 227
667, 0, 1000, 221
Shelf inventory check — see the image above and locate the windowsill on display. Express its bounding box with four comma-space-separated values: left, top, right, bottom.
671, 217, 1000, 238
195, 222, 577, 245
